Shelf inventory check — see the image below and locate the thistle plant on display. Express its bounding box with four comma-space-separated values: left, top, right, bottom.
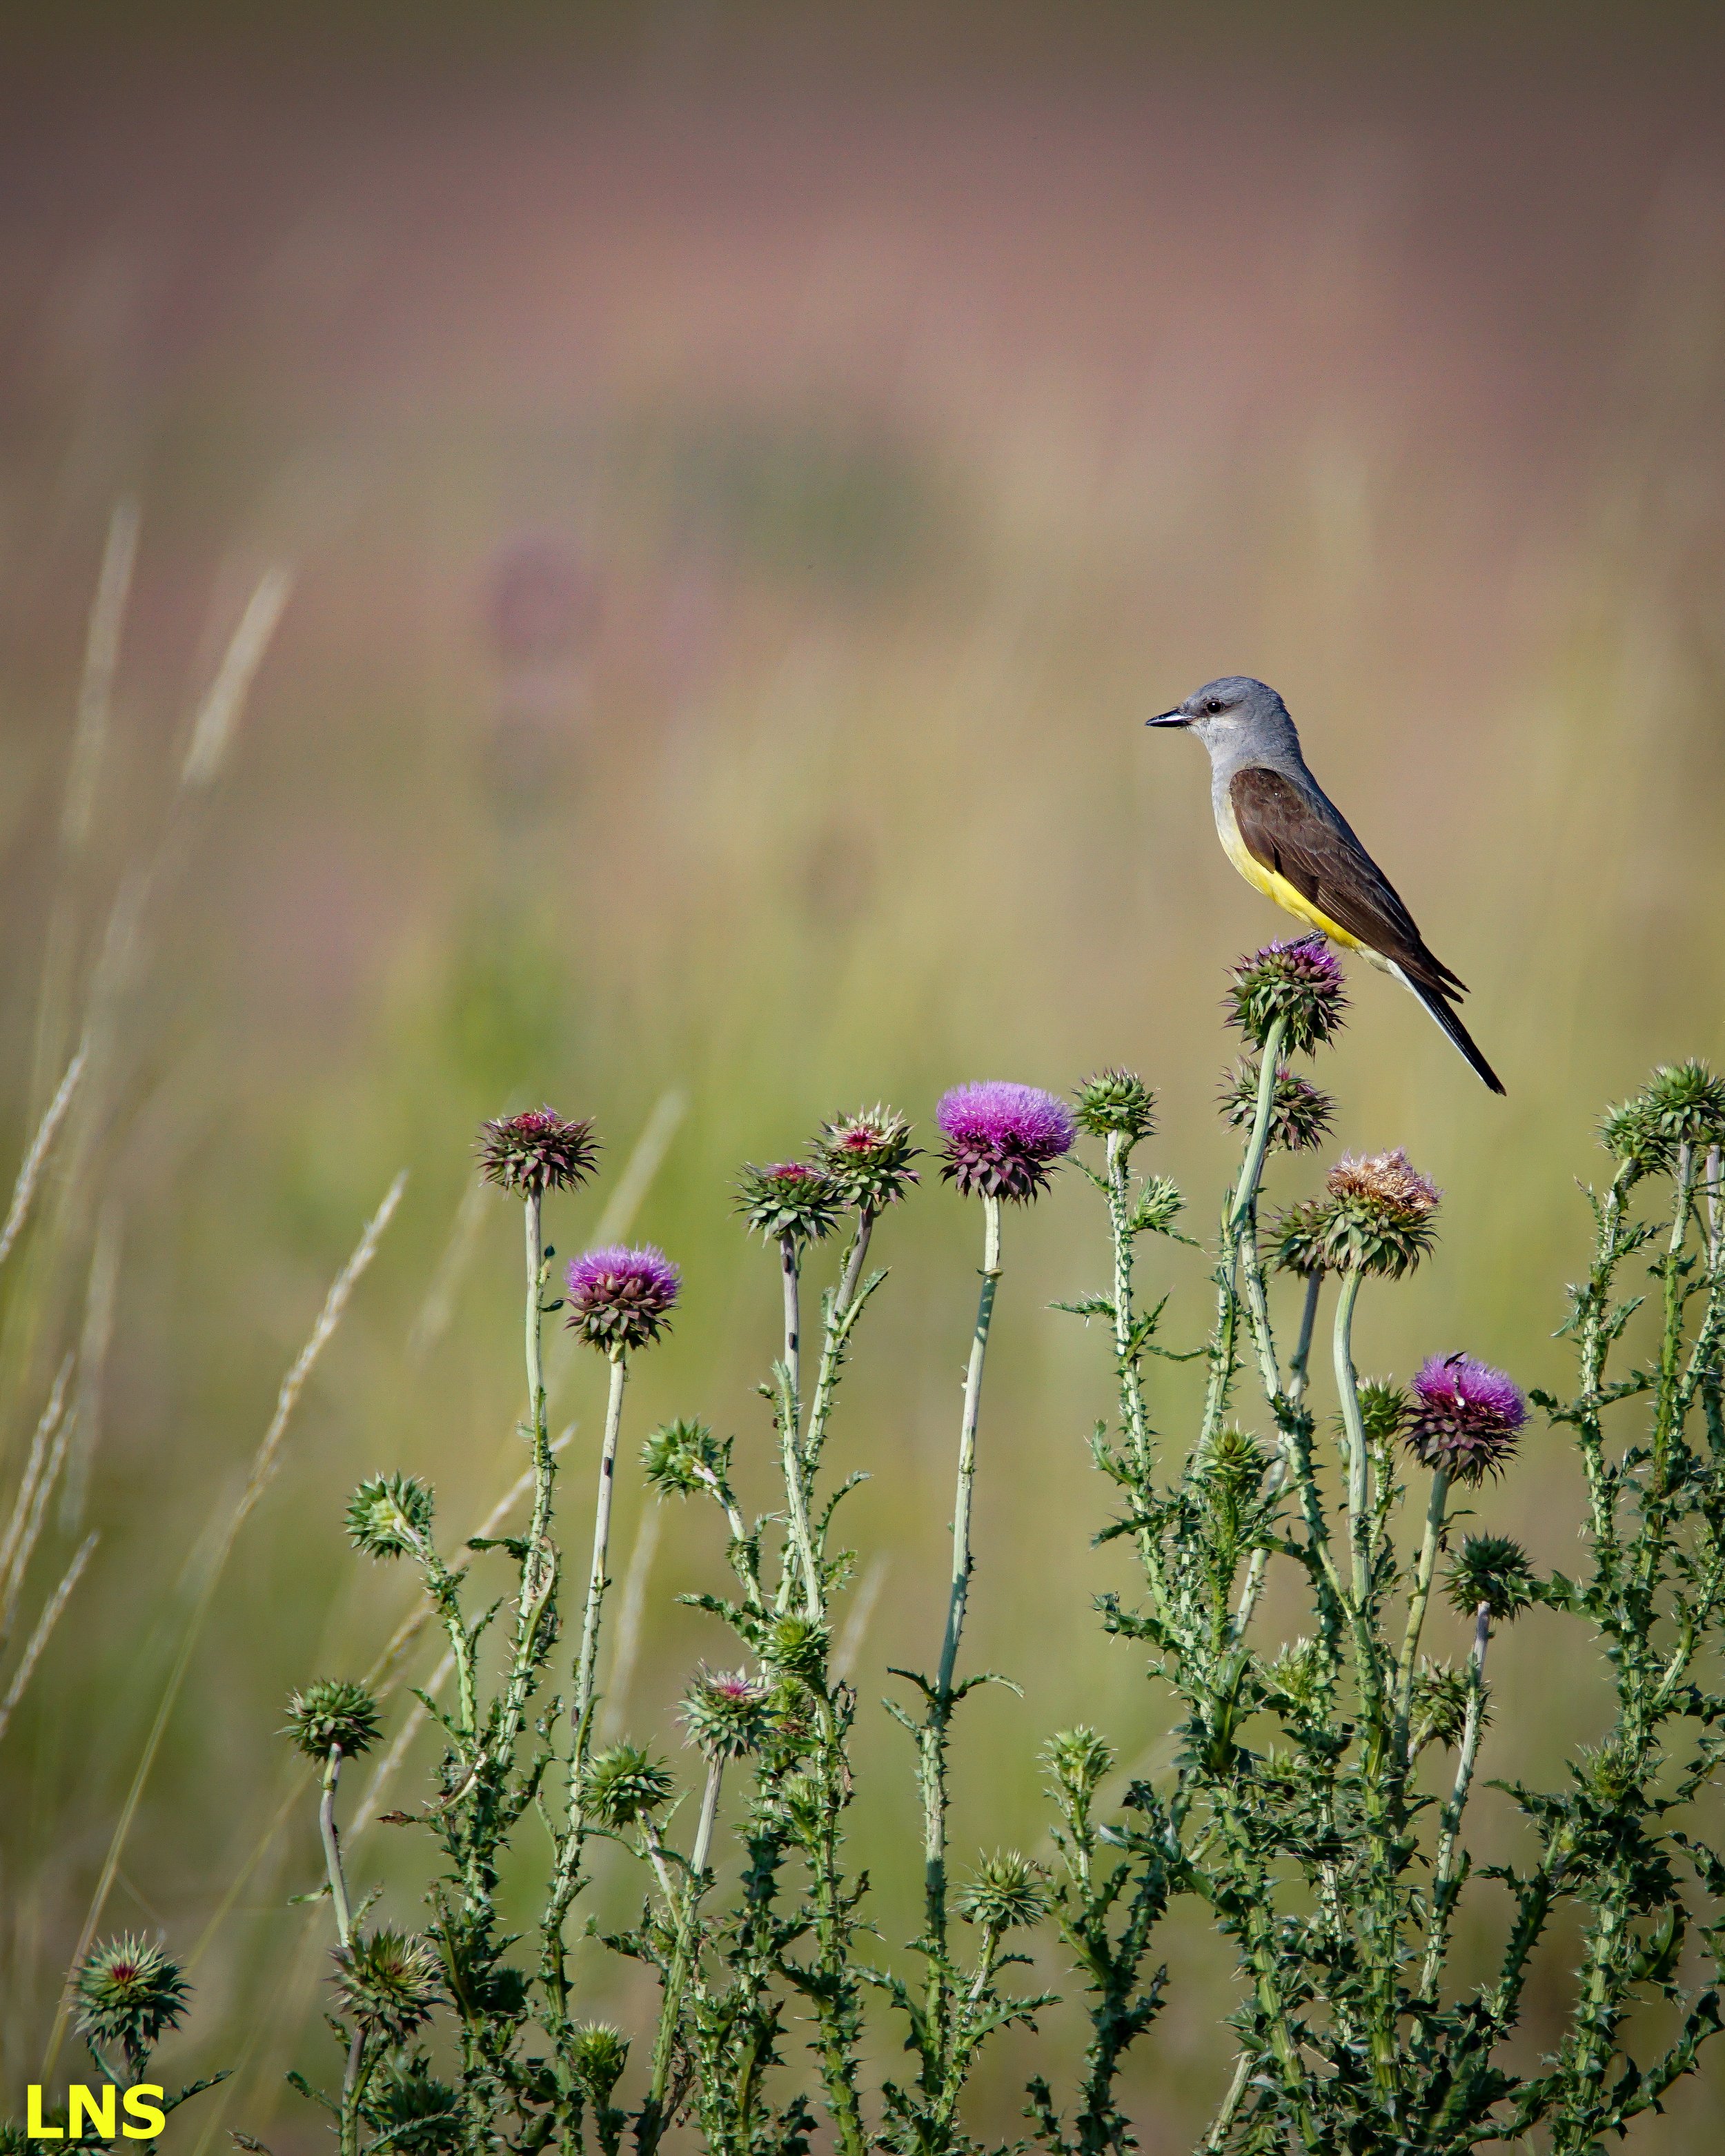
266, 998, 1725, 2156
1033, 962, 1725, 2156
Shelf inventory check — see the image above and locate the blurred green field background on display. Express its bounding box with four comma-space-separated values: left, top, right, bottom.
3, 6, 1725, 2147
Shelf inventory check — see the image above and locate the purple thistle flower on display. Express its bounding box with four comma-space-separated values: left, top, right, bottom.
1405, 1353, 1526, 1484
564, 1245, 680, 1355
936, 1082, 1076, 1204
477, 1107, 600, 1197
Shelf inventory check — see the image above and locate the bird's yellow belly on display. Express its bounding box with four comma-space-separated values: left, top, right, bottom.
1218, 807, 1368, 952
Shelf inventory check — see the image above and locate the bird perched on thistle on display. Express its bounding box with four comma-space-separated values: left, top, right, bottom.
1148, 677, 1504, 1092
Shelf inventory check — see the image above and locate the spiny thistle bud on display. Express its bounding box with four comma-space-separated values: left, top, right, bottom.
1204, 1425, 1269, 1495
1074, 1070, 1157, 1144
1318, 1149, 1441, 1277
1356, 1379, 1409, 1450
564, 1245, 680, 1354
680, 1666, 772, 1760
363, 2061, 460, 2155
346, 1473, 435, 1559
936, 1081, 1076, 1203
1044, 1726, 1114, 1803
74, 1936, 190, 2057
760, 1614, 829, 1681
1224, 934, 1348, 1055
640, 1418, 725, 1498
1601, 1060, 1725, 1178
332, 1930, 442, 2041
1406, 1354, 1526, 1484
813, 1106, 920, 1211
1410, 1662, 1472, 1751
569, 2025, 630, 2106
1444, 1533, 1538, 1619
735, 1162, 842, 1245
1268, 1639, 1328, 1719
477, 1107, 600, 1198
1129, 1175, 1185, 1236
284, 1679, 382, 1759
578, 1743, 675, 1827
1576, 1739, 1642, 1807
1270, 1196, 1332, 1278
1219, 1061, 1334, 1153
957, 1850, 1050, 1932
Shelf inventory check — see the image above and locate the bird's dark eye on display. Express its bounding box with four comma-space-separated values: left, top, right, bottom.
1204, 697, 1225, 716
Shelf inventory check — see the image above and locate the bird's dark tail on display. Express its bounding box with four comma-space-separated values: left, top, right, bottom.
1389, 962, 1506, 1094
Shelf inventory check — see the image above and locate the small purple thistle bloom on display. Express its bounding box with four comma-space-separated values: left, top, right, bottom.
1225, 933, 1348, 1054
936, 1081, 1076, 1204
564, 1244, 681, 1355
1405, 1352, 1526, 1483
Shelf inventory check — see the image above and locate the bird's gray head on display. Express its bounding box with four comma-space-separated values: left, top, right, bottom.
1146, 676, 1299, 760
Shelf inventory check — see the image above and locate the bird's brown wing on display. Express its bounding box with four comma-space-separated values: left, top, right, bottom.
1229, 764, 1466, 998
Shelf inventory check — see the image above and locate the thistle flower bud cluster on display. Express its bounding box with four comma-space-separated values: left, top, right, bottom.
332, 1929, 442, 2041
1410, 1662, 1473, 1751
578, 1743, 675, 1827
74, 1937, 190, 2061
1044, 1725, 1114, 1804
735, 1161, 842, 1245
936, 1081, 1076, 1203
1074, 1069, 1157, 1144
1406, 1354, 1526, 1484
1600, 1059, 1725, 1179
680, 1665, 772, 1760
1444, 1533, 1538, 1619
563, 1245, 680, 1354
284, 1677, 382, 1759
813, 1105, 920, 1211
346, 1473, 435, 1559
1219, 1060, 1335, 1152
1224, 934, 1348, 1054
477, 1107, 600, 1197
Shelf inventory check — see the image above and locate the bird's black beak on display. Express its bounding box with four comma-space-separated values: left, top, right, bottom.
1145, 709, 1190, 728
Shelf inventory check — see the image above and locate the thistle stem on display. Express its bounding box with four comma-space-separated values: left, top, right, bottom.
1394, 1467, 1452, 1760
319, 1743, 353, 1948
573, 1352, 627, 1750
781, 1231, 802, 1429
1333, 1269, 1371, 1611
1421, 1602, 1491, 1997
920, 1194, 1003, 2033
1289, 1272, 1321, 1403
837, 1205, 876, 1316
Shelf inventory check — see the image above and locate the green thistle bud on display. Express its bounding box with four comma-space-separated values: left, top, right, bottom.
735, 1162, 842, 1245
362, 2061, 461, 2155
813, 1106, 920, 1211
1410, 1661, 1472, 1752
332, 1929, 442, 2041
957, 1850, 1049, 1932
1043, 1726, 1114, 1803
640, 1418, 725, 1497
578, 1743, 675, 1827
74, 1935, 190, 2058
1356, 1380, 1408, 1450
1444, 1534, 1538, 1621
346, 1473, 434, 1559
1074, 1069, 1157, 1144
680, 1666, 771, 1761
569, 2024, 630, 2106
1270, 1196, 1332, 1278
284, 1679, 382, 1759
1219, 1060, 1334, 1152
1601, 1060, 1725, 1178
1128, 1175, 1185, 1236
1267, 1638, 1328, 1719
760, 1614, 829, 1681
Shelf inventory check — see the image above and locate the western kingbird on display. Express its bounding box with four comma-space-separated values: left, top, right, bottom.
1148, 675, 1504, 1094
